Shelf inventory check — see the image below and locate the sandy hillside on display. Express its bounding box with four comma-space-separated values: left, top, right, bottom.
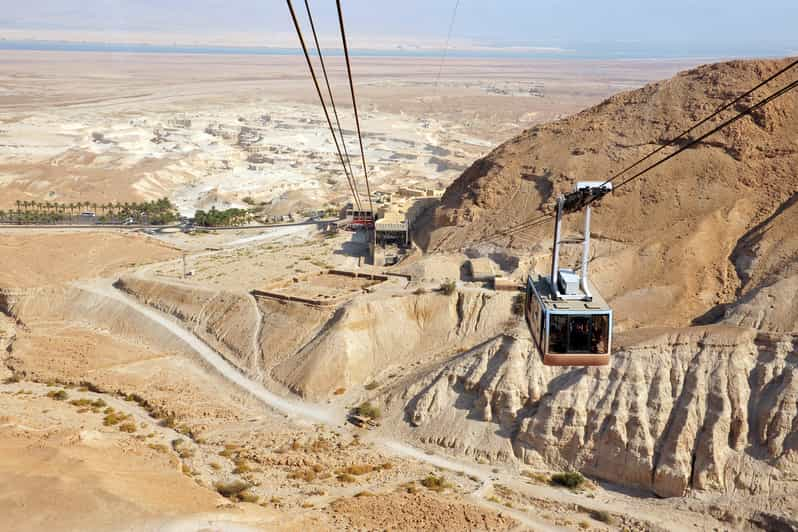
419, 57, 798, 330
0, 235, 518, 531
0, 231, 178, 289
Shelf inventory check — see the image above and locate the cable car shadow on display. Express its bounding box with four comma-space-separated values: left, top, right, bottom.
332, 230, 369, 258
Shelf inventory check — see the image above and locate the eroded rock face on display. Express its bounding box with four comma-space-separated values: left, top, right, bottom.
274, 290, 513, 399
398, 326, 797, 498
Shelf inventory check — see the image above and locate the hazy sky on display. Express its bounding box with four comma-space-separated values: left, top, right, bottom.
2, 0, 797, 55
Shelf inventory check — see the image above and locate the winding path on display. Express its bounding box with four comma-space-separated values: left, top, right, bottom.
74, 277, 602, 531
79, 279, 342, 426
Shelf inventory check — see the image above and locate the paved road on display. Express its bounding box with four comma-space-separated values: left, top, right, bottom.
0, 219, 336, 233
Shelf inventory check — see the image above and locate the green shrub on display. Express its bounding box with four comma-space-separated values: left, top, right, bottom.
511, 292, 526, 316
438, 280, 457, 295
119, 422, 137, 433
355, 402, 381, 419
551, 471, 585, 489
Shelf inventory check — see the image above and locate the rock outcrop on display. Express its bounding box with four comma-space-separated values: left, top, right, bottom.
387, 326, 797, 500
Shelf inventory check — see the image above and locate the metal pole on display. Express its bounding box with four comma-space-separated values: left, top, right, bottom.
580, 205, 593, 301
550, 197, 563, 297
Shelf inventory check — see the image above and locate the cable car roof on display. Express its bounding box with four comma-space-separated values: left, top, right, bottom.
528, 275, 611, 313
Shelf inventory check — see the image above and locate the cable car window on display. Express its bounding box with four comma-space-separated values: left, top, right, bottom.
568, 316, 591, 352
547, 314, 609, 354
548, 315, 568, 353
591, 315, 609, 354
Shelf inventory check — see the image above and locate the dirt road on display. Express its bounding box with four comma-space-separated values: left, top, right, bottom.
78, 279, 343, 426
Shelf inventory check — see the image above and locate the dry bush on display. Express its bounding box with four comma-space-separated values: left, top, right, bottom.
47, 389, 68, 401
333, 387, 346, 395
336, 473, 356, 483
288, 469, 317, 482
238, 490, 259, 504
438, 280, 457, 295
364, 381, 379, 390
215, 480, 252, 499
210, 462, 222, 471
161, 415, 177, 429
307, 438, 332, 453
420, 475, 450, 492
341, 464, 375, 476
103, 412, 127, 426
521, 470, 549, 484
589, 509, 612, 524
148, 443, 169, 453
179, 448, 195, 459
233, 459, 252, 474
400, 482, 418, 494
118, 422, 137, 433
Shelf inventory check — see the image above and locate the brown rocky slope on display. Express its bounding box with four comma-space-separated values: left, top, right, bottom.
384, 57, 798, 520
418, 57, 798, 330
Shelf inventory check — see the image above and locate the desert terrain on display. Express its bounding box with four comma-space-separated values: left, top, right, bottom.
0, 52, 694, 216
1, 51, 797, 532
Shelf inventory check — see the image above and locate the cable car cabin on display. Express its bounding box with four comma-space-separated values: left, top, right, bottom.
343, 204, 375, 229
526, 274, 612, 366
